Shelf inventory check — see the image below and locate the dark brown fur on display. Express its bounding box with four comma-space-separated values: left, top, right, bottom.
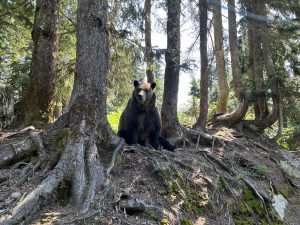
118, 80, 175, 151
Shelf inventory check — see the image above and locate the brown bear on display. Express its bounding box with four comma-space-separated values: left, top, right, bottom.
118, 80, 175, 151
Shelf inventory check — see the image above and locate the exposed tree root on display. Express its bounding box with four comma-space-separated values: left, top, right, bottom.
1, 141, 73, 225
0, 126, 36, 141
1, 129, 50, 168
181, 126, 212, 145
0, 122, 120, 225
80, 143, 105, 215
64, 209, 103, 224
106, 139, 125, 176
15, 161, 41, 187
0, 138, 35, 167
199, 150, 272, 224
28, 131, 46, 158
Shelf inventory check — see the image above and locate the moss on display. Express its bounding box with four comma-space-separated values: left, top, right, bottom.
232, 187, 285, 225
251, 165, 269, 178
54, 179, 72, 206
156, 163, 208, 219
115, 152, 122, 165
296, 188, 300, 197
242, 187, 264, 216
31, 156, 39, 165
234, 218, 254, 225
181, 188, 205, 214
180, 217, 194, 225
56, 128, 71, 154
278, 184, 292, 199
145, 209, 159, 221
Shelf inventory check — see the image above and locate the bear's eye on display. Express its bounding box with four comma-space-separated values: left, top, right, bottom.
144, 89, 149, 93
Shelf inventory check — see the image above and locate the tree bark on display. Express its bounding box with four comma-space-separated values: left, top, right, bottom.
144, 0, 154, 83
161, 0, 181, 138
214, 0, 248, 125
194, 0, 209, 129
213, 0, 229, 114
246, 0, 269, 120
248, 1, 279, 129
19, 0, 59, 123
3, 1, 119, 223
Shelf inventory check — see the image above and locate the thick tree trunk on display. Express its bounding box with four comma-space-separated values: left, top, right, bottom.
161, 0, 181, 138
194, 0, 209, 129
246, 0, 269, 120
246, 8, 260, 119
2, 1, 119, 224
144, 0, 154, 83
19, 0, 59, 123
214, 0, 248, 125
248, 2, 279, 129
213, 0, 229, 114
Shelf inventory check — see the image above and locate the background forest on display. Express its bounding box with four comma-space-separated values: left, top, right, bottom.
0, 0, 300, 224
0, 0, 299, 150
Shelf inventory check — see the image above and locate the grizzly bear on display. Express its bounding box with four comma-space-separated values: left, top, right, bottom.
118, 80, 175, 151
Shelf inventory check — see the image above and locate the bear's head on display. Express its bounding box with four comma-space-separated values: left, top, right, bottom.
133, 80, 156, 104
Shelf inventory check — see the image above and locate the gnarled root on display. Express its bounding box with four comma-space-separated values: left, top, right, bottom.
1, 140, 74, 225
1, 127, 117, 225
181, 126, 220, 146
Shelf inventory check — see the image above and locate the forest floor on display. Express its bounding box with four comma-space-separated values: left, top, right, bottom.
0, 126, 300, 225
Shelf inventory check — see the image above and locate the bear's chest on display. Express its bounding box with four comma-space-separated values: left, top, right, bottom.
137, 113, 151, 132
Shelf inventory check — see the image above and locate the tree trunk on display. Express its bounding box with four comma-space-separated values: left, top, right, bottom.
0, 87, 15, 130
246, 0, 269, 120
3, 1, 120, 223
214, 0, 248, 125
246, 6, 260, 119
248, 1, 279, 129
144, 0, 154, 83
19, 0, 59, 124
213, 0, 229, 114
161, 0, 181, 138
194, 0, 209, 129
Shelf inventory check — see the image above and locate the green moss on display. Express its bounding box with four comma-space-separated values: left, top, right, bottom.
278, 184, 292, 199
182, 188, 205, 214
251, 165, 269, 178
115, 152, 122, 165
180, 217, 194, 225
156, 164, 208, 219
296, 188, 300, 197
234, 218, 255, 225
155, 163, 171, 174
31, 156, 39, 165
242, 187, 264, 216
56, 128, 71, 154
233, 187, 285, 225
145, 209, 159, 221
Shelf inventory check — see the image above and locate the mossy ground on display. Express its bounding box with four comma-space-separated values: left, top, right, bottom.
1, 126, 300, 224
232, 187, 285, 225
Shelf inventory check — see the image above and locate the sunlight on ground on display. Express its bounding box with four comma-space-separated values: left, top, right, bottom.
195, 217, 206, 225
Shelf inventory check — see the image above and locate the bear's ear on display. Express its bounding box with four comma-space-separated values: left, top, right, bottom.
133, 80, 139, 87
151, 82, 156, 89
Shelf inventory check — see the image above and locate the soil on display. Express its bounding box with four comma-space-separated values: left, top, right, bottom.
0, 126, 300, 225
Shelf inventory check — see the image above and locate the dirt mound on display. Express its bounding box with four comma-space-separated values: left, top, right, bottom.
1, 126, 300, 225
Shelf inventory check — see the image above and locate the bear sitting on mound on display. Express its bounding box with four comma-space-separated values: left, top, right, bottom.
118, 80, 176, 151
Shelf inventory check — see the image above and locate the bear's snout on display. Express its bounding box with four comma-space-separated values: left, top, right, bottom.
137, 91, 146, 102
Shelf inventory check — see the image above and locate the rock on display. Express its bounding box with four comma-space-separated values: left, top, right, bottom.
10, 192, 21, 200
272, 194, 288, 220
119, 195, 147, 214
